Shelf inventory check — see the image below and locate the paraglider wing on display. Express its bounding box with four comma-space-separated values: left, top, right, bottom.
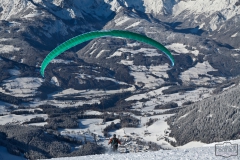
40, 30, 174, 77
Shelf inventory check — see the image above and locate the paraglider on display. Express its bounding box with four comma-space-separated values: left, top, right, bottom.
40, 30, 175, 77
108, 134, 121, 152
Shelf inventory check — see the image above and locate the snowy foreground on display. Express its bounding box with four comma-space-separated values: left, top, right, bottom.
1, 140, 240, 160
44, 141, 240, 160
45, 140, 240, 160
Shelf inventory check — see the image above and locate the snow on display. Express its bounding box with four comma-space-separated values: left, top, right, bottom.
59, 118, 120, 142
176, 141, 208, 149
0, 38, 13, 42
130, 70, 165, 89
35, 0, 84, 20
8, 69, 21, 76
115, 16, 131, 26
209, 16, 220, 31
84, 110, 103, 115
50, 76, 60, 86
89, 49, 97, 55
166, 43, 200, 56
223, 84, 236, 91
128, 87, 213, 110
95, 77, 128, 85
0, 101, 18, 114
75, 73, 111, 82
126, 86, 169, 101
120, 60, 134, 66
128, 64, 170, 89
231, 53, 239, 57
96, 50, 110, 58
107, 50, 123, 58
42, 139, 240, 160
0, 114, 48, 125
10, 56, 16, 60
166, 43, 188, 54
125, 21, 141, 29
23, 12, 42, 18
0, 44, 20, 53
122, 0, 166, 15
0, 0, 239, 159
231, 32, 238, 38
177, 112, 190, 121
203, 139, 240, 148
50, 59, 73, 64
0, 0, 37, 20
0, 77, 43, 97
44, 99, 100, 108
180, 61, 226, 85
28, 122, 48, 126
3, 0, 233, 22
107, 48, 164, 59
172, 0, 240, 20
32, 0, 167, 19
207, 114, 213, 118
120, 114, 174, 146
43, 85, 136, 108
52, 86, 135, 99
199, 23, 205, 29
126, 42, 141, 47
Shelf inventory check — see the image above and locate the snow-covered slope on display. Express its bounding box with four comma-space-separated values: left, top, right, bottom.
1, 144, 240, 160
172, 0, 240, 32
43, 139, 240, 160
173, 0, 240, 20
0, 0, 37, 20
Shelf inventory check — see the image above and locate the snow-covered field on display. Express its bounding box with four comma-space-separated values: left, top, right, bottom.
166, 43, 200, 56
180, 61, 226, 85
0, 113, 48, 125
0, 77, 43, 97
128, 64, 170, 89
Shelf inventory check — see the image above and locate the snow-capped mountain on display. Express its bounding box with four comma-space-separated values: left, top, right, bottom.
0, 0, 172, 20
0, 0, 240, 159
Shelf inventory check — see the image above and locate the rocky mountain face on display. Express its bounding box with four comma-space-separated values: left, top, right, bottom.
0, 0, 240, 159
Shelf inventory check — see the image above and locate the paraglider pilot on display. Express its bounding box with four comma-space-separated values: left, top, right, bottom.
108, 134, 121, 152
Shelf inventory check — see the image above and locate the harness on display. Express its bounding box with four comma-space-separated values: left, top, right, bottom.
111, 138, 118, 146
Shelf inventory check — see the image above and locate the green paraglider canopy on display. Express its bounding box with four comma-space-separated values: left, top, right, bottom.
40, 30, 175, 77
